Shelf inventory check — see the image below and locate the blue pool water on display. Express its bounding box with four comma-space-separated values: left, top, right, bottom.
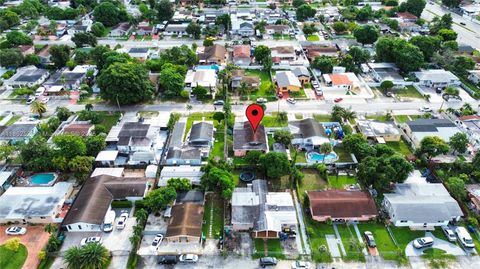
30, 173, 56, 185
306, 152, 338, 163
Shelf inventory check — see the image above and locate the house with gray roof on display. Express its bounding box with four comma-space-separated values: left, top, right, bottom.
0, 122, 38, 144
289, 118, 330, 150
414, 69, 460, 88
188, 122, 214, 148
231, 180, 297, 238
383, 181, 463, 228
165, 120, 212, 165
404, 118, 462, 147
291, 67, 310, 85
357, 119, 401, 143
4, 66, 49, 90
233, 121, 268, 157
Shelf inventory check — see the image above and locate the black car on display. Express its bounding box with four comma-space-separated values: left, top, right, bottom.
158, 255, 178, 265
259, 257, 278, 268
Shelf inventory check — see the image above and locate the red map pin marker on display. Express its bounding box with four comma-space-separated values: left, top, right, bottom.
246, 104, 264, 133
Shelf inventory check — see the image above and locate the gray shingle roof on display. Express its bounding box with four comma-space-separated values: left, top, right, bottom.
233, 122, 268, 151
0, 123, 36, 139
289, 118, 326, 138
189, 122, 213, 143
406, 119, 456, 132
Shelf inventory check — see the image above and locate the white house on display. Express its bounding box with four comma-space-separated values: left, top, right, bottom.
158, 166, 204, 187
414, 69, 460, 88
289, 118, 330, 150
0, 182, 73, 224
404, 118, 462, 147
184, 69, 217, 92
4, 66, 49, 89
383, 172, 463, 228
164, 23, 189, 36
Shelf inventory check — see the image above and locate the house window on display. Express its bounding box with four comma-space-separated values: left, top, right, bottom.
40, 217, 46, 219
78, 225, 82, 230
68, 225, 72, 230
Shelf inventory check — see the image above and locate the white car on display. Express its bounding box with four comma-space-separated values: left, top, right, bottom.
179, 254, 199, 263
287, 98, 296, 104
413, 237, 434, 249
41, 97, 50, 103
256, 98, 267, 104
291, 261, 311, 269
5, 226, 27, 235
419, 106, 433, 112
80, 236, 102, 246
441, 226, 456, 242
116, 213, 129, 230
26, 96, 35, 105
151, 234, 164, 250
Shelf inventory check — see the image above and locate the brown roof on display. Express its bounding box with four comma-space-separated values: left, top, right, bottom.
265, 24, 289, 33
272, 46, 295, 54
166, 203, 204, 238
459, 115, 480, 121
63, 175, 148, 226
198, 44, 226, 61
329, 74, 352, 85
18, 45, 33, 53
233, 121, 268, 151
233, 45, 251, 58
307, 190, 378, 219
63, 123, 93, 136
397, 12, 418, 20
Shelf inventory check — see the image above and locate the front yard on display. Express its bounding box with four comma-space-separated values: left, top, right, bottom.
304, 219, 334, 263
202, 193, 224, 239
253, 239, 285, 259
261, 113, 288, 127
357, 223, 404, 262
396, 86, 424, 99
211, 131, 225, 160
96, 111, 122, 132
245, 70, 274, 98
306, 35, 320, 41
0, 243, 27, 269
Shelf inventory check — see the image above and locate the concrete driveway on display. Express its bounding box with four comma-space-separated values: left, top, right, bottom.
0, 225, 50, 269
405, 232, 465, 257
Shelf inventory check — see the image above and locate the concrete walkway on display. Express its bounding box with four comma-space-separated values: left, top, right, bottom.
326, 234, 342, 258
291, 190, 311, 255
332, 223, 347, 256
352, 223, 368, 256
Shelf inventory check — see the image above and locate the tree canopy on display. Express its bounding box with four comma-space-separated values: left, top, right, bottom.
415, 136, 450, 160
353, 25, 379, 45
259, 152, 291, 179
92, 1, 127, 27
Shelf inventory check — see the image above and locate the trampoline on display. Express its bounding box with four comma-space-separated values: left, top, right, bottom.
240, 171, 255, 182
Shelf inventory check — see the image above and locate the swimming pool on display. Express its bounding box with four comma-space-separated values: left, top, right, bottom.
306, 152, 338, 164
30, 173, 57, 185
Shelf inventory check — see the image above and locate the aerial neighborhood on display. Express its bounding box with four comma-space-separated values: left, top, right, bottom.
2, 0, 480, 269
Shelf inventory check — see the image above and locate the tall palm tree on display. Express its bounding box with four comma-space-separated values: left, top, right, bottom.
85, 104, 93, 111
31, 100, 47, 118
331, 105, 346, 123
440, 86, 459, 110
341, 108, 356, 124
80, 243, 110, 269
319, 142, 333, 164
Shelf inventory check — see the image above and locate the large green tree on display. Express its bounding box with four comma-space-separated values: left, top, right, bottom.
160, 63, 185, 97
442, 0, 461, 8
409, 35, 441, 61
274, 130, 293, 147
296, 4, 316, 22
98, 62, 154, 104
156, 0, 174, 22
399, 0, 426, 17
0, 48, 24, 68
259, 152, 291, 179
49, 45, 71, 68
5, 31, 33, 47
144, 187, 177, 212
353, 25, 379, 45
312, 56, 336, 74
53, 134, 87, 160
72, 32, 97, 48
449, 132, 468, 154
416, 136, 450, 160
64, 243, 110, 269
201, 166, 235, 199
186, 22, 201, 39
253, 45, 272, 71
93, 1, 126, 27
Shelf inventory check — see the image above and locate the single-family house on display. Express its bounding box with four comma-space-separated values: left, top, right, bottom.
414, 69, 460, 88
95, 150, 120, 167
165, 203, 204, 243
303, 45, 338, 60
187, 122, 214, 148
0, 182, 73, 224
110, 23, 132, 37
232, 20, 254, 37
158, 166, 204, 187
289, 118, 330, 150
135, 23, 153, 36
197, 44, 227, 65
127, 48, 151, 61
271, 46, 296, 64
165, 148, 202, 166
62, 123, 94, 136
468, 70, 480, 85
291, 66, 310, 85
265, 24, 290, 35
276, 71, 302, 92
363, 62, 406, 86
43, 66, 93, 91
164, 23, 189, 36
231, 70, 260, 89
307, 190, 378, 222
17, 45, 34, 56
63, 175, 149, 231
4, 66, 49, 89
0, 122, 38, 144
322, 73, 353, 91
233, 121, 268, 157
37, 45, 51, 66
232, 45, 251, 66
404, 118, 462, 147
231, 180, 297, 238
184, 69, 217, 92
383, 178, 463, 228
466, 184, 480, 214
396, 12, 418, 22
356, 120, 402, 143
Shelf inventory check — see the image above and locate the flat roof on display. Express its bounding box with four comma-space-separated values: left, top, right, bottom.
95, 150, 119, 161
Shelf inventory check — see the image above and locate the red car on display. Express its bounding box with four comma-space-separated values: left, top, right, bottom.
334, 98, 343, 103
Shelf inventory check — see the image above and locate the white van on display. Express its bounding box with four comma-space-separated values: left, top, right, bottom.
103, 210, 116, 232
455, 227, 475, 248
35, 87, 45, 97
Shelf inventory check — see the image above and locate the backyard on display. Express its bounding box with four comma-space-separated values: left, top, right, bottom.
386, 139, 413, 156
211, 131, 225, 160
0, 243, 27, 269
326, 175, 357, 189
296, 169, 328, 203
334, 145, 353, 163
202, 193, 224, 239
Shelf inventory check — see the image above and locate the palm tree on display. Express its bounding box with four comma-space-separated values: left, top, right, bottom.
135, 208, 148, 225
440, 86, 459, 110
80, 243, 110, 269
331, 105, 346, 123
64, 246, 82, 269
85, 104, 93, 111
341, 108, 356, 124
31, 100, 47, 118
446, 108, 456, 114
186, 104, 193, 111
44, 223, 58, 234
319, 142, 333, 164
277, 111, 288, 123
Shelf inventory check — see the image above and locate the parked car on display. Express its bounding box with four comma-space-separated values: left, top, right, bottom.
116, 213, 128, 230
41, 96, 50, 103
213, 100, 224, 105
26, 96, 35, 105
179, 254, 199, 263
419, 106, 433, 112
413, 237, 434, 249
158, 255, 178, 264
256, 97, 267, 103
442, 226, 456, 242
259, 257, 278, 268
287, 98, 296, 104
34, 87, 45, 97
80, 237, 102, 246
291, 261, 311, 269
455, 227, 475, 248
5, 226, 27, 235
460, 22, 466, 26
363, 231, 376, 247
334, 98, 343, 103
151, 234, 164, 249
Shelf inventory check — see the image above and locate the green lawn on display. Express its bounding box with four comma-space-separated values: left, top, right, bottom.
366, 115, 393, 122
334, 145, 353, 163
289, 88, 307, 98
336, 224, 366, 262
261, 113, 288, 127
5, 115, 21, 126
390, 227, 425, 250
253, 239, 285, 259
97, 111, 122, 132
306, 35, 320, 41
297, 169, 327, 203
396, 86, 423, 99
357, 223, 403, 262
394, 115, 411, 123
386, 139, 412, 156
137, 111, 159, 118
291, 148, 307, 163
245, 70, 274, 98
313, 114, 333, 122
295, 113, 303, 120
211, 131, 225, 160
327, 175, 357, 189
0, 244, 28, 269
202, 193, 224, 239
304, 218, 334, 262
